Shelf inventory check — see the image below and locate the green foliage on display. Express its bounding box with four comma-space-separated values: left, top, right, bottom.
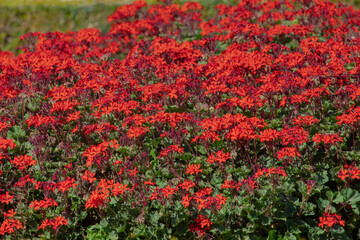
0, 4, 117, 53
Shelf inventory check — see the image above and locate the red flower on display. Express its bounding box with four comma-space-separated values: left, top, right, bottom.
0, 219, 23, 235
85, 190, 109, 209
25, 114, 55, 128
0, 138, 16, 150
144, 179, 156, 186
180, 180, 196, 191
81, 170, 97, 183
258, 128, 280, 142
338, 169, 350, 181
3, 209, 16, 218
161, 185, 178, 198
185, 164, 203, 175
215, 194, 227, 209
54, 177, 78, 193
279, 126, 309, 146
319, 212, 345, 228
181, 194, 192, 208
206, 149, 230, 164
112, 183, 130, 196
312, 133, 343, 145
0, 192, 14, 204
338, 165, 360, 181
10, 155, 37, 171
38, 216, 68, 231
276, 147, 300, 160
189, 215, 212, 236
159, 145, 184, 158
221, 180, 236, 189
293, 115, 319, 126
29, 198, 58, 210
129, 167, 139, 176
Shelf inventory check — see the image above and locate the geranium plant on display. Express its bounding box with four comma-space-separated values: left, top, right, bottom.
1, 0, 360, 239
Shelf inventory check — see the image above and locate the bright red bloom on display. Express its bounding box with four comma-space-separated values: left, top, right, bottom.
276, 147, 300, 160
107, 0, 147, 23
159, 145, 184, 158
129, 167, 139, 176
81, 170, 97, 183
29, 198, 58, 210
293, 115, 319, 126
319, 212, 345, 228
258, 129, 280, 142
0, 121, 10, 132
112, 183, 130, 196
206, 149, 230, 164
279, 126, 309, 146
14, 175, 37, 187
144, 179, 156, 186
0, 138, 16, 150
189, 214, 212, 236
0, 192, 14, 204
185, 164, 203, 175
3, 209, 16, 218
161, 185, 178, 198
312, 133, 343, 145
38, 216, 68, 231
336, 107, 360, 126
25, 114, 55, 128
85, 190, 109, 209
215, 194, 227, 209
180, 180, 196, 191
338, 165, 360, 181
82, 141, 110, 167
181, 194, 192, 208
221, 180, 236, 189
53, 177, 78, 193
10, 154, 37, 171
0, 219, 23, 235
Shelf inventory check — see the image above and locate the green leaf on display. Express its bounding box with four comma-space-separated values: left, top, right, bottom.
150, 148, 156, 160
335, 188, 360, 205
284, 231, 297, 240
196, 145, 207, 155
117, 222, 126, 233
284, 202, 297, 217
317, 198, 330, 209
149, 211, 160, 226
248, 210, 259, 221
267, 230, 277, 240
7, 125, 26, 139
180, 152, 193, 161
313, 170, 329, 185
262, 216, 272, 226
326, 190, 335, 200
100, 218, 108, 227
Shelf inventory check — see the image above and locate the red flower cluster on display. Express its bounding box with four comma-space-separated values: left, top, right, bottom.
189, 214, 212, 236
0, 219, 23, 236
338, 165, 360, 181
1, 0, 360, 237
29, 198, 59, 210
318, 212, 345, 228
10, 155, 37, 171
85, 179, 130, 209
38, 216, 68, 231
254, 167, 287, 178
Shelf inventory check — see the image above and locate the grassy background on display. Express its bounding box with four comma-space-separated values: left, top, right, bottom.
0, 0, 359, 53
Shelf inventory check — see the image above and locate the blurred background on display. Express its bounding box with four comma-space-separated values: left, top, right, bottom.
0, 0, 359, 53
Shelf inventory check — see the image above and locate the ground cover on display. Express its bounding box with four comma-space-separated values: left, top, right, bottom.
1, 0, 360, 239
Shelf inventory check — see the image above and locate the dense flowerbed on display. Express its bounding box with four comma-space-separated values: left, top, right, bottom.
1, 0, 360, 239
